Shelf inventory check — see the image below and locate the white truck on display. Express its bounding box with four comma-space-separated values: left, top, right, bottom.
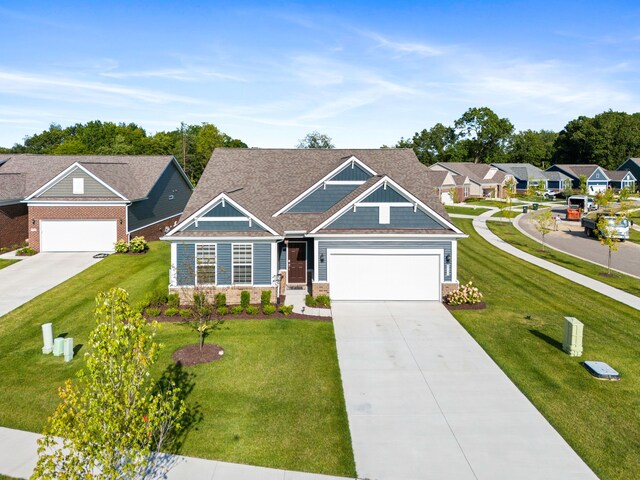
581, 212, 631, 240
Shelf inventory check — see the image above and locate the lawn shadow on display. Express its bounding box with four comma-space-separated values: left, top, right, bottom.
529, 329, 563, 352
152, 362, 203, 455
56, 332, 68, 338
73, 344, 83, 355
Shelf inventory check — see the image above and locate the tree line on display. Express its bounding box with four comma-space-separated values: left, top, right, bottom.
0, 121, 246, 185
392, 108, 640, 170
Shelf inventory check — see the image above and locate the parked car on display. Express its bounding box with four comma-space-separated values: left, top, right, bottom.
539, 190, 557, 199
581, 212, 630, 240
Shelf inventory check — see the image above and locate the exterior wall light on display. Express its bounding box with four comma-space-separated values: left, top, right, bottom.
320, 253, 325, 263
445, 254, 451, 264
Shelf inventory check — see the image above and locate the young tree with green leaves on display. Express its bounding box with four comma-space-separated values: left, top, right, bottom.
579, 175, 588, 194
596, 216, 621, 275
503, 177, 517, 222
594, 189, 614, 209
530, 209, 554, 252
34, 288, 186, 479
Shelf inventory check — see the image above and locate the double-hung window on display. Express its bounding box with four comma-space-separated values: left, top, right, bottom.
196, 244, 216, 285
232, 244, 252, 285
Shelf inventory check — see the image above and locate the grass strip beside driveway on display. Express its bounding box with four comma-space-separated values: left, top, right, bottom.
450, 218, 640, 480
0, 242, 355, 477
444, 205, 492, 216
0, 259, 18, 270
487, 220, 640, 297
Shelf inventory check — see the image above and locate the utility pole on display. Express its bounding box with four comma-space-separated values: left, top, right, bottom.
181, 122, 187, 171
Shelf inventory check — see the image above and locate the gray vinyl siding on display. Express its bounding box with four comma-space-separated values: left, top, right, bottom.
278, 243, 286, 270
184, 220, 265, 232
331, 163, 372, 181
202, 202, 243, 217
288, 184, 359, 213
176, 241, 273, 286
361, 185, 407, 203
129, 162, 192, 231
589, 169, 608, 181
38, 167, 117, 198
317, 240, 453, 282
328, 206, 445, 229
176, 243, 195, 285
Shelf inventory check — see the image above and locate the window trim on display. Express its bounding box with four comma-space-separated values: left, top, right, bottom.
195, 243, 217, 286
232, 243, 253, 285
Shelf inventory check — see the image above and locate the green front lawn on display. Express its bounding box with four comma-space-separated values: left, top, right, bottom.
451, 218, 640, 480
0, 259, 18, 270
487, 221, 640, 297
0, 242, 355, 477
464, 199, 507, 208
444, 205, 492, 216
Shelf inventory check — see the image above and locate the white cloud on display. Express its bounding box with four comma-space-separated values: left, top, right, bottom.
364, 32, 443, 57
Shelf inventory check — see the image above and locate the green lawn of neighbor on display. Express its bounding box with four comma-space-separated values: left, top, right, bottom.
0, 242, 355, 477
444, 205, 492, 216
450, 218, 640, 480
463, 199, 506, 208
0, 259, 19, 270
487, 220, 640, 297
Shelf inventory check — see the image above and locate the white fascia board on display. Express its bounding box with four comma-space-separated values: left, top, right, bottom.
589, 166, 610, 181
160, 235, 283, 242
272, 155, 377, 217
309, 176, 465, 235
165, 193, 279, 237
24, 162, 128, 201
307, 233, 467, 239
25, 201, 129, 207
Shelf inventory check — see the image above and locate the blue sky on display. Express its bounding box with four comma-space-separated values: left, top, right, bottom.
1, 1, 639, 148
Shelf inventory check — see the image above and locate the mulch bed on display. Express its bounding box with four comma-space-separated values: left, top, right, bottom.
444, 302, 487, 311
150, 305, 332, 323
173, 343, 224, 366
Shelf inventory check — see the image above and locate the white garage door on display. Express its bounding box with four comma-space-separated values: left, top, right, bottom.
328, 249, 441, 301
40, 220, 117, 252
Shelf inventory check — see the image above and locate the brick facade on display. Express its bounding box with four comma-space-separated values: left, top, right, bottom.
130, 215, 181, 241
28, 205, 127, 252
0, 203, 29, 249
169, 285, 277, 306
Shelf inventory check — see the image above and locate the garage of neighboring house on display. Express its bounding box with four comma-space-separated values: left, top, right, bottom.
40, 220, 118, 252
327, 249, 442, 301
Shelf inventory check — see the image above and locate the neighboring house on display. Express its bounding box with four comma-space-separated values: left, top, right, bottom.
163, 148, 466, 303
491, 163, 570, 192
606, 170, 637, 191
430, 170, 470, 204
0, 155, 192, 252
617, 158, 640, 191
429, 162, 512, 198
546, 164, 610, 194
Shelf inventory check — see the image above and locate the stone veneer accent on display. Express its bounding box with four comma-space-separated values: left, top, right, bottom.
311, 282, 330, 297
130, 215, 181, 241
28, 205, 127, 252
169, 285, 276, 306
0, 203, 29, 249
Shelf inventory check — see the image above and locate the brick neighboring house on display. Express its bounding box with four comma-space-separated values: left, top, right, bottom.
430, 170, 471, 204
163, 149, 466, 303
0, 155, 192, 252
428, 162, 513, 198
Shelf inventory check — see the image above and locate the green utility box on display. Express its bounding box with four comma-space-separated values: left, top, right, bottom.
523, 205, 528, 213
532, 203, 539, 210
563, 317, 584, 357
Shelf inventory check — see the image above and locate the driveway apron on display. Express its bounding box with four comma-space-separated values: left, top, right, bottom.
0, 252, 103, 317
332, 301, 597, 480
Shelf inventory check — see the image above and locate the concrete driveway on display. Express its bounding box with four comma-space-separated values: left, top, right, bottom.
332, 302, 597, 480
0, 252, 103, 317
518, 207, 640, 278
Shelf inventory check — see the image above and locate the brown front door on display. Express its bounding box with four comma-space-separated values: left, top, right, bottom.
287, 243, 307, 283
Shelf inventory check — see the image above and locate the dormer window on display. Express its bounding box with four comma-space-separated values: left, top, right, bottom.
72, 178, 84, 195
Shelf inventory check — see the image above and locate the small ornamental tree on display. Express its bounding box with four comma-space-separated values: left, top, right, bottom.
594, 189, 614, 209
579, 175, 588, 194
34, 288, 186, 479
189, 291, 224, 351
596, 215, 621, 275
503, 177, 516, 222
530, 209, 554, 252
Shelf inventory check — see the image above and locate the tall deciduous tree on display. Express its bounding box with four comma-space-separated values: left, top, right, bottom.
454, 107, 514, 163
296, 131, 334, 149
34, 288, 186, 479
396, 123, 459, 165
507, 129, 558, 167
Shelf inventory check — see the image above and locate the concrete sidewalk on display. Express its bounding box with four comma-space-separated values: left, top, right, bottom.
473, 210, 640, 311
333, 302, 597, 480
0, 252, 103, 317
0, 427, 351, 480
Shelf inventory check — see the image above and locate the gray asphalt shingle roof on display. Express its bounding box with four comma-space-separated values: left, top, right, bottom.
432, 162, 508, 186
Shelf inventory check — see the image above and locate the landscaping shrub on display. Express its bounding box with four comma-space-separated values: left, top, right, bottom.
240, 290, 250, 309
167, 293, 180, 309
164, 307, 179, 317
145, 307, 161, 317
445, 281, 484, 305
231, 305, 244, 315
315, 295, 331, 308
246, 306, 259, 315
279, 305, 294, 316
216, 306, 229, 316
129, 236, 149, 253
262, 305, 276, 315
305, 294, 317, 308
179, 308, 193, 319
261, 290, 271, 307
16, 246, 36, 256
113, 239, 129, 253
214, 293, 226, 308
148, 289, 168, 307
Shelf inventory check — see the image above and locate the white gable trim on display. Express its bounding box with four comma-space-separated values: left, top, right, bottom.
166, 193, 279, 237
309, 176, 464, 234
272, 155, 377, 217
24, 163, 128, 201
